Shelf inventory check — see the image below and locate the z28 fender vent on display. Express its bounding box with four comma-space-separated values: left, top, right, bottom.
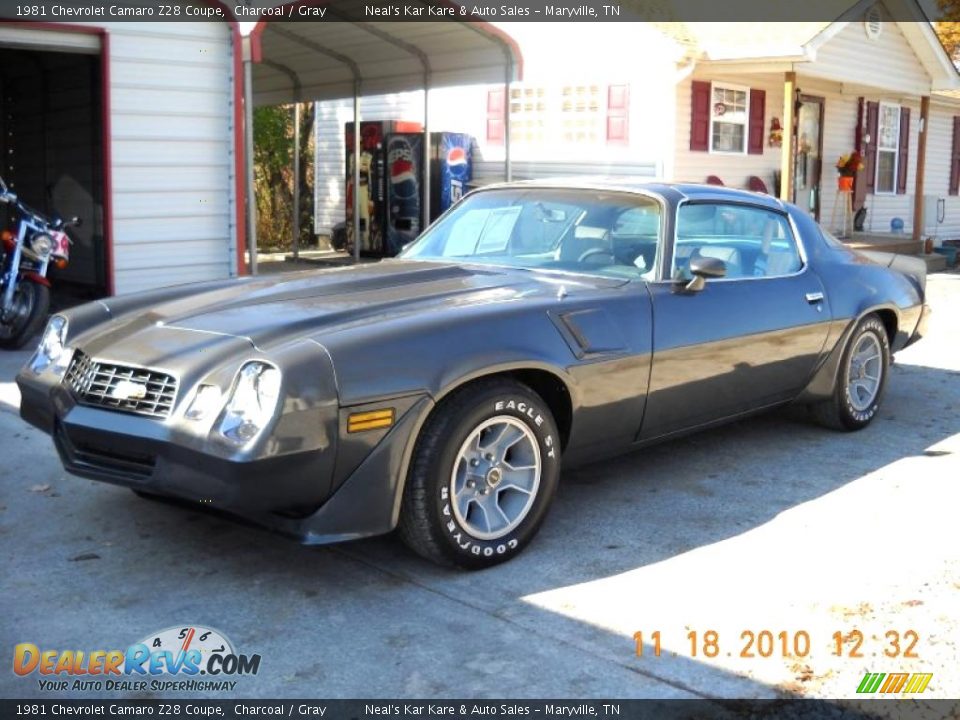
64, 350, 178, 419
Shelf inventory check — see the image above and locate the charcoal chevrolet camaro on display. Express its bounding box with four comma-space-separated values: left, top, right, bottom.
17, 182, 930, 568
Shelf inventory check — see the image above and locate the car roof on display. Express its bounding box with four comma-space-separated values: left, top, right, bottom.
475, 178, 789, 212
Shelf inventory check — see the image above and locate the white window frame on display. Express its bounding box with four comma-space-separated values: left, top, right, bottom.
874, 101, 901, 196
506, 83, 624, 148
709, 82, 750, 155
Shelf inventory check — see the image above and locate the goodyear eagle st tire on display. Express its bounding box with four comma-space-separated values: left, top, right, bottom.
813, 313, 890, 431
398, 379, 561, 569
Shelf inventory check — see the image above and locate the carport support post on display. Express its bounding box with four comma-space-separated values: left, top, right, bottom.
912, 95, 930, 245
779, 71, 796, 203
293, 102, 301, 261
423, 77, 431, 227
353, 81, 361, 264
243, 39, 258, 276
504, 62, 512, 182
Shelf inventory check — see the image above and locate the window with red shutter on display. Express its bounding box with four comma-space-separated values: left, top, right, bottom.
874, 102, 901, 194
708, 82, 750, 153
486, 88, 505, 145
748, 89, 766, 155
606, 84, 629, 144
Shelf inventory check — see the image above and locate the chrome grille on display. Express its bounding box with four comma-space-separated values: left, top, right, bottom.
64, 350, 178, 418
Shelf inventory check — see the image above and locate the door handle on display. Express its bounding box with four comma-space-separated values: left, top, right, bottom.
805, 292, 824, 304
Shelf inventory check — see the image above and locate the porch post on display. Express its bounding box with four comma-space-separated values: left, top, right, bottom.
243, 39, 258, 276
504, 61, 512, 182
423, 77, 431, 226
912, 95, 930, 245
779, 71, 796, 202
292, 102, 300, 261
353, 81, 361, 264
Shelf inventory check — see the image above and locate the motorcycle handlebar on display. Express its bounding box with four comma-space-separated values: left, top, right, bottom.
0, 175, 82, 230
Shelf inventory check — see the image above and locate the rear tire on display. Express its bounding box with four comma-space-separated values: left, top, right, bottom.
812, 314, 890, 431
0, 281, 50, 350
398, 379, 561, 569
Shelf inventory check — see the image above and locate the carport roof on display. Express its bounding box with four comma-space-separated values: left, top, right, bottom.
249, 5, 523, 106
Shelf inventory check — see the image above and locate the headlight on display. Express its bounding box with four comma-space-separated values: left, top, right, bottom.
185, 384, 223, 422
29, 233, 54, 258
29, 316, 70, 376
217, 362, 281, 445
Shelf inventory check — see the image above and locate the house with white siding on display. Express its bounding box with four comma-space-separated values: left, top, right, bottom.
314, 5, 960, 254
0, 19, 243, 297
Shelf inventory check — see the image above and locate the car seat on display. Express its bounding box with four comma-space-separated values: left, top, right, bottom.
692, 245, 743, 277
559, 225, 611, 263
754, 248, 801, 277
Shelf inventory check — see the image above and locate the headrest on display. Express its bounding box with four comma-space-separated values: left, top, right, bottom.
574, 226, 608, 240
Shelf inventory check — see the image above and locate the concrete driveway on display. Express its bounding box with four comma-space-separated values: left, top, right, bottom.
1, 275, 958, 703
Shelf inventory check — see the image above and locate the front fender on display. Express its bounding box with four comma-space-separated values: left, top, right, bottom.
283, 395, 435, 543
21, 271, 50, 288
322, 287, 652, 469
323, 304, 580, 406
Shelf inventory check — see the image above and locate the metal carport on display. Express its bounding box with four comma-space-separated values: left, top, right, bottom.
244, 4, 523, 271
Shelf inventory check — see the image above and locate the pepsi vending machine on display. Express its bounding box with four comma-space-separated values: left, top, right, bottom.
384, 133, 424, 256
345, 120, 422, 256
429, 133, 473, 223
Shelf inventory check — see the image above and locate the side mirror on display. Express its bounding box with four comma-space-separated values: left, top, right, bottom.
689, 255, 727, 279
683, 255, 726, 293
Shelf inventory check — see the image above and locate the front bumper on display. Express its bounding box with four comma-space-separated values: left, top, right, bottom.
18, 368, 433, 545
21, 380, 335, 517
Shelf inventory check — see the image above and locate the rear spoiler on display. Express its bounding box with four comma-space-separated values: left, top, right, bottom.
857, 250, 927, 297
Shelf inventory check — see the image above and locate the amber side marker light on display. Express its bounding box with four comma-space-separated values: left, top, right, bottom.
347, 408, 395, 433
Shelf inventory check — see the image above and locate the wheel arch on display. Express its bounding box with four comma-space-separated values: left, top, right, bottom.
432, 364, 575, 451
799, 304, 897, 403
873, 307, 898, 347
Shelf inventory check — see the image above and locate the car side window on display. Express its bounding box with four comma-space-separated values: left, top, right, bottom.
674, 203, 802, 280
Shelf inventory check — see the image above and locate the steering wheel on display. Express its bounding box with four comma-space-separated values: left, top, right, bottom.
577, 247, 616, 264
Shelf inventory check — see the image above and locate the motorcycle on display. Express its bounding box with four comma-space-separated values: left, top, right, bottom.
0, 175, 79, 349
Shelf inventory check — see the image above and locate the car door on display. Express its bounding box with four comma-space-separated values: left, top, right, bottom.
639, 201, 831, 441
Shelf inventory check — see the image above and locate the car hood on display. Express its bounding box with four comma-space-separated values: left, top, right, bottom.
110, 260, 624, 349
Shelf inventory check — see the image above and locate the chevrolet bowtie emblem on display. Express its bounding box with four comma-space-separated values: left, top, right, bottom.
111, 380, 148, 401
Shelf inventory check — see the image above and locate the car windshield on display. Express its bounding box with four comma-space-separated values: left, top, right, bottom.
400, 187, 662, 279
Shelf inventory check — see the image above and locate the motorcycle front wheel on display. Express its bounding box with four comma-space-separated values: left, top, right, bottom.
0, 281, 50, 349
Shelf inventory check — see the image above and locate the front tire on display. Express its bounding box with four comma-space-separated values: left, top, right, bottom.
812, 314, 890, 431
398, 379, 561, 569
0, 281, 50, 350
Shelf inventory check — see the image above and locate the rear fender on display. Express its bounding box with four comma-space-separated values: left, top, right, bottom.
797, 304, 897, 403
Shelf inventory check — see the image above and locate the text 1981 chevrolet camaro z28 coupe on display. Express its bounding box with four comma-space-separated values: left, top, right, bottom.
18, 182, 930, 568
